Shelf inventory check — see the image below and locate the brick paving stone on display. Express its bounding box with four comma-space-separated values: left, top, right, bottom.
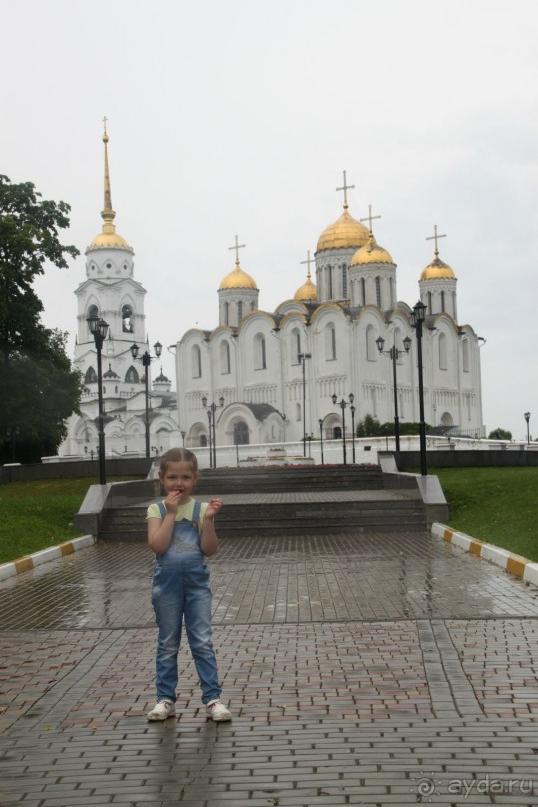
1, 532, 538, 807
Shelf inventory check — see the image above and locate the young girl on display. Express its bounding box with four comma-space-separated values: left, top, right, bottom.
146, 447, 231, 722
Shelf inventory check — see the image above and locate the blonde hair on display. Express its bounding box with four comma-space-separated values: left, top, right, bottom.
159, 447, 198, 475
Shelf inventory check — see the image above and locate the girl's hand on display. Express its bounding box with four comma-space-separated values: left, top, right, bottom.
164, 491, 181, 514
205, 498, 223, 519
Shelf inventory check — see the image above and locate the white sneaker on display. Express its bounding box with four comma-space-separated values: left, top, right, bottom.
206, 699, 232, 721
147, 699, 176, 721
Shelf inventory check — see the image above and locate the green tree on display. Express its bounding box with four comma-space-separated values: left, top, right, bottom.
488, 428, 512, 440
0, 175, 82, 462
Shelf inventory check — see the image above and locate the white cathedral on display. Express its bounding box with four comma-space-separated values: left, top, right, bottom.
60, 130, 484, 460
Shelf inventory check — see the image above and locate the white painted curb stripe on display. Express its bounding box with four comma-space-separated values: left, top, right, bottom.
432, 522, 536, 585
0, 535, 95, 582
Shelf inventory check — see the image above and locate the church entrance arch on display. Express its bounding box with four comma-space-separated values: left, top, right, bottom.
233, 420, 250, 445
440, 411, 453, 428
187, 422, 208, 448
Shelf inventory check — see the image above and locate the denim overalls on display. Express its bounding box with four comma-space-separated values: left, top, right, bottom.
151, 499, 221, 704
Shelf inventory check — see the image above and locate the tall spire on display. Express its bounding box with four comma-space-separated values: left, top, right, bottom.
101, 116, 116, 236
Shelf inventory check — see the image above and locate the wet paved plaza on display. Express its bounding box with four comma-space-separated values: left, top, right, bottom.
1, 532, 538, 806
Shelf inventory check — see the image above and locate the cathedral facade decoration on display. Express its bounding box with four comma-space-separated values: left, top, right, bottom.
176, 178, 484, 449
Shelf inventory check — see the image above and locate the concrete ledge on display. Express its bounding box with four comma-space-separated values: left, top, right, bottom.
0, 535, 95, 581
432, 522, 538, 586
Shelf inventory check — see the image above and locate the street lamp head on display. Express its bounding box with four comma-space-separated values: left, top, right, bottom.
318, 418, 323, 427
412, 300, 427, 324
201, 395, 208, 408
350, 405, 355, 414
348, 392, 354, 404
87, 314, 100, 335
331, 393, 337, 405
524, 412, 531, 423
219, 395, 225, 407
403, 335, 412, 353
154, 341, 162, 358
98, 319, 109, 340
376, 336, 385, 353
130, 343, 139, 359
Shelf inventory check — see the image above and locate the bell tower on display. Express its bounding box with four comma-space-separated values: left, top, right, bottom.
73, 121, 148, 415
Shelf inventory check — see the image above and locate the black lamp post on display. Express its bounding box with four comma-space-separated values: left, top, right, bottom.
331, 393, 354, 465
349, 395, 356, 463
318, 418, 324, 464
130, 340, 163, 459
298, 352, 312, 457
524, 412, 531, 445
376, 334, 412, 452
87, 314, 110, 485
202, 395, 225, 468
411, 300, 427, 476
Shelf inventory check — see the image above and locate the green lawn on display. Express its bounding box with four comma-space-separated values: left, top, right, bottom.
427, 467, 538, 562
0, 477, 140, 565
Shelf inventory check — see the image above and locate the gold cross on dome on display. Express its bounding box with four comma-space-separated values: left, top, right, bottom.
102, 115, 108, 134
300, 250, 315, 278
360, 204, 381, 233
426, 224, 447, 256
228, 234, 246, 265
336, 170, 355, 209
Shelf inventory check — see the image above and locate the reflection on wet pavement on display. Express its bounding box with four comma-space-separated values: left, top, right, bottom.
1, 531, 537, 629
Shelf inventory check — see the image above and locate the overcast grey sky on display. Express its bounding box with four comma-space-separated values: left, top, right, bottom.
2, 0, 537, 439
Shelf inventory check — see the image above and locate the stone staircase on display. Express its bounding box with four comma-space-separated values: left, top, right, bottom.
98, 465, 427, 540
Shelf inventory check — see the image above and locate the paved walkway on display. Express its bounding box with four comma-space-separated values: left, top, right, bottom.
1, 531, 538, 806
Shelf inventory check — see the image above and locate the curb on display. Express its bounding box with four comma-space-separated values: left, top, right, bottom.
0, 535, 96, 582
432, 523, 538, 587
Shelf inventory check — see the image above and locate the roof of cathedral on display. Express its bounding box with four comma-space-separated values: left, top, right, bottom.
154, 370, 170, 383
351, 232, 394, 266
420, 254, 456, 280
316, 206, 370, 252
103, 363, 119, 379
88, 124, 133, 253
219, 262, 258, 290
244, 403, 284, 422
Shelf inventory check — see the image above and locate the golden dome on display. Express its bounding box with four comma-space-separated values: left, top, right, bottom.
420, 255, 456, 280
351, 232, 393, 266
219, 262, 258, 290
89, 229, 132, 250
317, 207, 370, 252
294, 274, 317, 302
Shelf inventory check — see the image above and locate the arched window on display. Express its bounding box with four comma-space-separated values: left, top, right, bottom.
452, 291, 457, 320
192, 344, 202, 378
438, 333, 447, 370
325, 323, 336, 360
462, 338, 470, 372
125, 366, 139, 384
85, 366, 98, 383
87, 304, 99, 334
327, 265, 333, 298
121, 304, 134, 333
254, 333, 266, 369
234, 420, 249, 445
427, 291, 432, 315
341, 264, 348, 298
296, 402, 301, 421
361, 277, 366, 306
440, 290, 445, 313
366, 325, 377, 362
375, 276, 382, 308
224, 302, 229, 326
220, 341, 231, 374
389, 277, 394, 308
237, 301, 243, 323
291, 328, 301, 364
